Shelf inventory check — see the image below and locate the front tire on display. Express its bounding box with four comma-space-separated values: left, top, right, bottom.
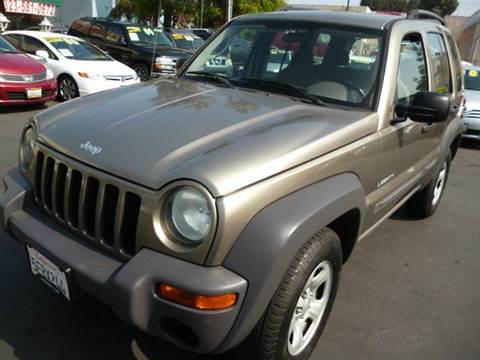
236, 228, 343, 360
133, 62, 151, 82
406, 151, 451, 219
58, 75, 79, 102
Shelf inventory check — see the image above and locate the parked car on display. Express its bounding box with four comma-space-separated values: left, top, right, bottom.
25, 25, 69, 34
164, 29, 206, 51
3, 31, 140, 101
68, 17, 193, 80
0, 34, 56, 105
462, 64, 480, 141
188, 28, 214, 41
0, 10, 464, 360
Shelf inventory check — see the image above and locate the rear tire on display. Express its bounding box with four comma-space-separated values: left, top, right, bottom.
235, 228, 343, 360
406, 151, 451, 219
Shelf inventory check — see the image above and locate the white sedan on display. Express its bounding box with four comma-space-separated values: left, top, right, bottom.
3, 31, 140, 101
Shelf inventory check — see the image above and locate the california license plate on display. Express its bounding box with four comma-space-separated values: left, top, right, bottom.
27, 246, 71, 300
27, 88, 42, 99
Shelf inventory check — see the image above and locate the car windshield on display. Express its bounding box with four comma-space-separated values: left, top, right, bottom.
0, 36, 19, 54
46, 37, 111, 60
183, 23, 384, 108
126, 26, 173, 47
171, 32, 205, 50
464, 68, 480, 91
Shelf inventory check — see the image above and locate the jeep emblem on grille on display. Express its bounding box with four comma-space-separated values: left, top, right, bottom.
80, 141, 102, 155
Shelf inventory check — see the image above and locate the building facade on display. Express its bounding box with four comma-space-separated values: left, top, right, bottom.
53, 0, 116, 27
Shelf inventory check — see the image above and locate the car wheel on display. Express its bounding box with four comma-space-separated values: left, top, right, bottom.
406, 151, 451, 219
58, 75, 79, 102
235, 228, 342, 360
133, 63, 151, 82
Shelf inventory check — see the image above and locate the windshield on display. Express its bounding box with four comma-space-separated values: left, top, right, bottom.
46, 37, 111, 60
0, 36, 19, 54
465, 68, 480, 91
171, 33, 205, 50
183, 23, 383, 108
126, 26, 173, 47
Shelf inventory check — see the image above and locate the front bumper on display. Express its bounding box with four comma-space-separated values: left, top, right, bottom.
78, 78, 141, 97
0, 168, 247, 354
0, 79, 57, 105
463, 116, 480, 140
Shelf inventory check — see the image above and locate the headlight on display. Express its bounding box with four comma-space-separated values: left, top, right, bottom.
78, 72, 102, 80
155, 56, 177, 71
19, 125, 37, 172
46, 68, 54, 80
168, 187, 213, 244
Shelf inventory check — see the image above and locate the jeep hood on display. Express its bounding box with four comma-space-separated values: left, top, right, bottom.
36, 79, 377, 196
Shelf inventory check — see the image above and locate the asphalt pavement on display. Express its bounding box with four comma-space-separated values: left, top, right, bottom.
0, 103, 479, 360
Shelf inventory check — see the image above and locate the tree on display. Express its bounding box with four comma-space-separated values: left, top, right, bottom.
360, 0, 458, 17
110, 0, 286, 28
418, 0, 458, 17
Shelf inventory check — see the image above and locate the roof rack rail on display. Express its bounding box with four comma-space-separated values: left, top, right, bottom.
407, 9, 445, 26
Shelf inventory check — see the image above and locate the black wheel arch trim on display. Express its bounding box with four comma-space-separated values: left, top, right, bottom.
216, 172, 366, 353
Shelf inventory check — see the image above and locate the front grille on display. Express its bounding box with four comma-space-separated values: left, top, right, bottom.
104, 75, 135, 82
7, 90, 51, 100
465, 128, 480, 136
464, 109, 480, 119
1, 72, 47, 83
33, 150, 141, 258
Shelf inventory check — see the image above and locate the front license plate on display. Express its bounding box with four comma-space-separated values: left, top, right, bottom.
27, 246, 71, 301
27, 88, 42, 99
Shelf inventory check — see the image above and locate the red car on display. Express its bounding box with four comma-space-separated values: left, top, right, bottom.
0, 35, 57, 105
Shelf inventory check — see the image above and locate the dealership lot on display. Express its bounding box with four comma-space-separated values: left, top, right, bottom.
0, 103, 479, 360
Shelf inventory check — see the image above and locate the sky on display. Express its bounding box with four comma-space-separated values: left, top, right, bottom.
286, 0, 480, 17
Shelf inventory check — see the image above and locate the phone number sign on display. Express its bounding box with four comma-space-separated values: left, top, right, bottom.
3, 0, 57, 16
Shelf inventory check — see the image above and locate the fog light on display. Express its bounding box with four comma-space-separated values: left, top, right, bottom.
156, 284, 237, 310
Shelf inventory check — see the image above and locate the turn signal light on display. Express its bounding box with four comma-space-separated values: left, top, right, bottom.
156, 284, 237, 310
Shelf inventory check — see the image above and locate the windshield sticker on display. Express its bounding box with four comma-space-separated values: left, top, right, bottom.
58, 48, 73, 57
468, 70, 478, 77
143, 28, 155, 36
129, 33, 140, 41
127, 26, 141, 33
172, 33, 185, 40
64, 38, 79, 45
46, 37, 63, 43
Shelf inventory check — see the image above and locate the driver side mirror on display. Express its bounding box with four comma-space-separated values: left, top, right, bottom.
35, 50, 50, 60
394, 91, 450, 124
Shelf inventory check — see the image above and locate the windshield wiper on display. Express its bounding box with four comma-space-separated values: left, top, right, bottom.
185, 71, 235, 89
240, 78, 325, 107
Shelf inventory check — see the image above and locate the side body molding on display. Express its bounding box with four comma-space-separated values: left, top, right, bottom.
217, 173, 366, 353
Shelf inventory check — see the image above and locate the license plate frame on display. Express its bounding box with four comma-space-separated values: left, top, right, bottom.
26, 88, 42, 99
26, 245, 71, 301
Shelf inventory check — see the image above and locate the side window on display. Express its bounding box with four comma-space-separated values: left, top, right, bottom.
445, 32, 463, 92
90, 21, 106, 41
349, 37, 380, 70
427, 33, 452, 94
312, 33, 331, 65
3, 34, 21, 49
396, 33, 428, 104
106, 25, 125, 44
266, 31, 301, 75
22, 36, 57, 59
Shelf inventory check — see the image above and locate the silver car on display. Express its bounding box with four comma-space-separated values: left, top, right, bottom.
463, 64, 480, 141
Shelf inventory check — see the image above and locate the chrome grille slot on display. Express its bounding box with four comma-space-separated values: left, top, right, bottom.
33, 150, 141, 259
